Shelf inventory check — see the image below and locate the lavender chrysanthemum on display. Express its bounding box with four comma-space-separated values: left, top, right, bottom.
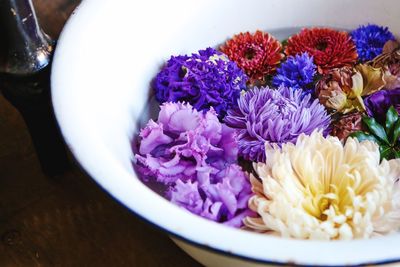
225, 86, 331, 162
351, 24, 395, 62
154, 48, 248, 119
272, 52, 316, 95
135, 102, 252, 226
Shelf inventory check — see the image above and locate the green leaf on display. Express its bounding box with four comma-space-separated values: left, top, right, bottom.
349, 131, 381, 144
393, 150, 400, 159
393, 119, 400, 145
386, 106, 399, 139
380, 146, 393, 160
362, 116, 390, 145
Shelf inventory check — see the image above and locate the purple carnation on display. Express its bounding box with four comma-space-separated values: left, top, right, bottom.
351, 24, 395, 62
169, 165, 253, 228
225, 86, 331, 162
272, 52, 316, 95
135, 102, 252, 226
364, 88, 400, 124
154, 48, 248, 119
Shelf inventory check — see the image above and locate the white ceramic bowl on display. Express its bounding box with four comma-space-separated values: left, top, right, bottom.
52, 0, 400, 266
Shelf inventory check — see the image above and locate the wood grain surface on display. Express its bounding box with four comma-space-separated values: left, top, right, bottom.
0, 1, 201, 266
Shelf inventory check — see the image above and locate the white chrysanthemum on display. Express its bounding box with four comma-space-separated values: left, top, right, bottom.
245, 131, 400, 240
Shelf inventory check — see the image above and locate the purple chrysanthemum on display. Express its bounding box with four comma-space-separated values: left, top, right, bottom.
272, 52, 316, 95
154, 48, 248, 119
225, 86, 331, 162
135, 102, 252, 226
351, 24, 395, 62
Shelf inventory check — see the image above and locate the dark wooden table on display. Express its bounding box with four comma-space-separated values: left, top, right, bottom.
0, 1, 201, 266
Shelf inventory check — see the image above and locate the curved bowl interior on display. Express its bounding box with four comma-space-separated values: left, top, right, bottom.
52, 0, 400, 265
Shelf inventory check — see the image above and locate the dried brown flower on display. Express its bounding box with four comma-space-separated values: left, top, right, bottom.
370, 40, 400, 89
331, 112, 363, 141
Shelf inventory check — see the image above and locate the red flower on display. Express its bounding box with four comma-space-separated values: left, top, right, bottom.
285, 28, 358, 74
220, 31, 283, 84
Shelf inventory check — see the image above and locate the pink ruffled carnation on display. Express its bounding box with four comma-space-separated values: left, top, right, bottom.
135, 102, 252, 227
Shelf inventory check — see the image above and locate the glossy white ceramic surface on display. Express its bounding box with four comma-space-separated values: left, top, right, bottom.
52, 0, 400, 265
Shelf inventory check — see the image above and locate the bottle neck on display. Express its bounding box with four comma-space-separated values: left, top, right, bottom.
0, 0, 53, 75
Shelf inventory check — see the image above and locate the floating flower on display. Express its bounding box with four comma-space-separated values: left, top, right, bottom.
169, 164, 253, 228
371, 40, 400, 89
330, 112, 363, 141
135, 102, 252, 226
272, 52, 316, 95
364, 88, 400, 124
285, 28, 358, 74
220, 31, 283, 84
224, 86, 330, 162
316, 65, 385, 113
351, 24, 395, 62
353, 64, 386, 96
316, 67, 354, 112
245, 131, 400, 240
136, 102, 237, 184
154, 48, 247, 119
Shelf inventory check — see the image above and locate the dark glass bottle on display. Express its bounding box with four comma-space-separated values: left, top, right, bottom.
0, 0, 70, 176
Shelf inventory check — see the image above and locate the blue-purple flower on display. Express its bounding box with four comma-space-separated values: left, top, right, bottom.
153, 48, 248, 119
351, 24, 395, 62
225, 86, 331, 162
363, 88, 400, 124
135, 102, 252, 226
272, 52, 316, 95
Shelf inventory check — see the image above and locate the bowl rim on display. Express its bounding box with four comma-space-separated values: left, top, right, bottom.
77, 163, 400, 267
51, 0, 400, 266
